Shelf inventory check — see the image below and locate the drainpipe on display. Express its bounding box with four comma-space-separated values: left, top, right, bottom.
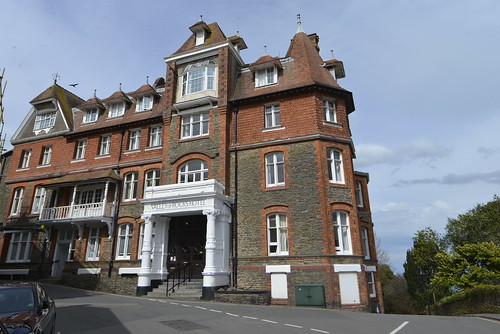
232, 108, 239, 288
108, 129, 125, 278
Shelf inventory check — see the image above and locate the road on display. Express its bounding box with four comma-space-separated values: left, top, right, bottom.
43, 284, 499, 334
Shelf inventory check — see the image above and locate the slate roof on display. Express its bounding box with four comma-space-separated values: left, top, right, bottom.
171, 22, 228, 57
231, 32, 354, 113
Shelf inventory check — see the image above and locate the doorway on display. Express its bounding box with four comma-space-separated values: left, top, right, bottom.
167, 215, 206, 279
51, 229, 75, 277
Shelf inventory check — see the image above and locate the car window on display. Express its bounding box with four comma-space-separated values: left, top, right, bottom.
0, 287, 35, 313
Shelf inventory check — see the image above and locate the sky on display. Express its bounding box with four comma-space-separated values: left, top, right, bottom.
1, 0, 499, 273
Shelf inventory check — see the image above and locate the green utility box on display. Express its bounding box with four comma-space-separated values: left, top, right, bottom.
295, 284, 325, 307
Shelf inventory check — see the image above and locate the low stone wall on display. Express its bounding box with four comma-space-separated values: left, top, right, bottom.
60, 273, 138, 296
214, 290, 270, 305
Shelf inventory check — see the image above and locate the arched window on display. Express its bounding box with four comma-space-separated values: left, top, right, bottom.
265, 152, 285, 187
178, 160, 208, 183
181, 60, 216, 96
267, 213, 289, 256
327, 148, 344, 184
333, 210, 352, 255
116, 223, 133, 260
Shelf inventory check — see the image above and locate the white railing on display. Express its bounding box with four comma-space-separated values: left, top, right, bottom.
40, 202, 114, 221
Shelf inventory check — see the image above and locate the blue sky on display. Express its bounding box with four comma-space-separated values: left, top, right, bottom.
1, 0, 499, 273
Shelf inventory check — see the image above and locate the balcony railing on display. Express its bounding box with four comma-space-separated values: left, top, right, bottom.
40, 202, 114, 221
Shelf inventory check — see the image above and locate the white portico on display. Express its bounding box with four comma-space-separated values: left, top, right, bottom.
137, 179, 232, 298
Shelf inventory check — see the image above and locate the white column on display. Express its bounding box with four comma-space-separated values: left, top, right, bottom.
138, 214, 154, 291
102, 181, 109, 216
152, 217, 171, 279
203, 209, 220, 274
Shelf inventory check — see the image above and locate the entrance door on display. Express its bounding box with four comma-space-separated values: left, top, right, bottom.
167, 215, 206, 279
51, 230, 75, 277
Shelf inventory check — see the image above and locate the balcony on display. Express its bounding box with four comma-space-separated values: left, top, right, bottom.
40, 202, 115, 221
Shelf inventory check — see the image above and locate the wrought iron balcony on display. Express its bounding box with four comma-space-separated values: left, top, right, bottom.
40, 202, 115, 221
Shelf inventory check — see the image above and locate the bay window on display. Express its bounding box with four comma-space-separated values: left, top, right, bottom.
181, 60, 216, 96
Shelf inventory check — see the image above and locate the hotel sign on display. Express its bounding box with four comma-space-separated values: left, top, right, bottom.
148, 199, 207, 211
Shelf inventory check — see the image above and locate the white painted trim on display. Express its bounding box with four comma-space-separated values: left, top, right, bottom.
118, 267, 141, 275
265, 265, 291, 273
0, 269, 30, 275
77, 268, 101, 275
365, 265, 377, 272
334, 264, 362, 272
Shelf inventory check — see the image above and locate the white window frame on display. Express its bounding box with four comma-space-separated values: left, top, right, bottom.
144, 169, 160, 194
41, 146, 52, 165
123, 172, 138, 201
264, 104, 281, 128
83, 108, 98, 123
20, 149, 31, 169
178, 160, 208, 183
31, 186, 46, 214
181, 60, 216, 96
34, 112, 56, 130
136, 95, 153, 112
108, 102, 125, 118
267, 213, 289, 256
323, 99, 337, 123
99, 135, 111, 156
10, 187, 24, 215
355, 181, 364, 207
361, 227, 371, 259
6, 231, 32, 263
366, 272, 376, 297
128, 129, 141, 151
265, 152, 285, 187
116, 224, 133, 260
148, 126, 162, 147
75, 140, 87, 160
327, 148, 344, 184
256, 67, 278, 87
333, 210, 352, 255
86, 227, 101, 261
181, 112, 209, 139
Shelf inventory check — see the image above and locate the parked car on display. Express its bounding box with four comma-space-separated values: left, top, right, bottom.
0, 282, 56, 334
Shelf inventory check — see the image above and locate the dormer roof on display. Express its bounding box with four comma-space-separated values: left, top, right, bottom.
103, 90, 132, 104
128, 84, 160, 98
189, 20, 211, 35
171, 22, 228, 57
78, 96, 105, 110
249, 55, 282, 73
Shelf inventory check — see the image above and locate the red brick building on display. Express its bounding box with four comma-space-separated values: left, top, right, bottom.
0, 19, 382, 311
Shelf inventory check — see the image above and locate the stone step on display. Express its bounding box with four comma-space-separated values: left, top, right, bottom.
146, 279, 203, 300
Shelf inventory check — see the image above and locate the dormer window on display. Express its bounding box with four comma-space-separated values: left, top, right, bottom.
181, 60, 216, 96
136, 95, 153, 112
195, 29, 206, 46
256, 67, 277, 87
83, 108, 98, 123
108, 102, 125, 118
34, 112, 56, 131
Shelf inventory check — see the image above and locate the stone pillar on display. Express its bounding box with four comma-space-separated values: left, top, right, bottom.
137, 214, 154, 296
203, 209, 220, 273
152, 217, 170, 281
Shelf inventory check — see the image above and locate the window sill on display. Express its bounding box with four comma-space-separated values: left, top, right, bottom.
329, 181, 347, 186
255, 82, 278, 89
145, 146, 162, 151
179, 135, 210, 142
263, 126, 285, 132
323, 121, 343, 128
107, 115, 125, 120
125, 149, 141, 154
36, 164, 50, 169
71, 159, 86, 163
265, 184, 287, 191
82, 120, 98, 125
16, 167, 29, 171
95, 154, 111, 159
5, 260, 30, 264
135, 109, 152, 113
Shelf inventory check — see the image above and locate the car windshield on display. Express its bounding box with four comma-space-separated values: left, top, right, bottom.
0, 287, 35, 313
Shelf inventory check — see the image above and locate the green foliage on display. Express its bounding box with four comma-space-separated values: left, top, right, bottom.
379, 263, 395, 286
403, 227, 447, 312
445, 195, 500, 250
382, 274, 417, 314
432, 242, 500, 289
434, 285, 500, 315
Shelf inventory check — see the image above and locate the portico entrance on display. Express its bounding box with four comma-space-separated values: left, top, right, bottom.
137, 179, 232, 299
167, 215, 206, 279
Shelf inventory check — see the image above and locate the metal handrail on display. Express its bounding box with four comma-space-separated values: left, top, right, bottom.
166, 262, 192, 296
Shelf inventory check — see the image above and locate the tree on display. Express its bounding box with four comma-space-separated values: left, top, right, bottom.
432, 242, 500, 289
403, 227, 447, 312
445, 195, 500, 250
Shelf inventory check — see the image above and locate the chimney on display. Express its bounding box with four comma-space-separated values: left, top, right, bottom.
308, 33, 320, 52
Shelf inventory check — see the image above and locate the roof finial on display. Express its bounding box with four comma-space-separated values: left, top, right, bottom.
200, 15, 203, 22
94, 89, 97, 98
296, 14, 304, 33
146, 76, 149, 84
52, 73, 60, 85
119, 82, 122, 91
236, 30, 240, 37
330, 49, 334, 59
264, 45, 268, 55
